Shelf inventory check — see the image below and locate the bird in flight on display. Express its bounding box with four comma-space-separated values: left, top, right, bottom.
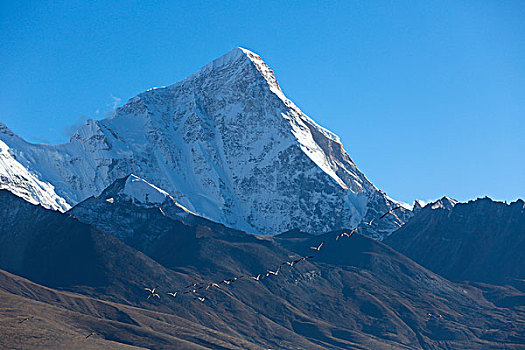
293, 257, 306, 264
194, 296, 208, 302
310, 241, 325, 251
336, 232, 350, 241
266, 266, 281, 277
379, 206, 402, 219
250, 274, 261, 281
282, 261, 294, 267
183, 289, 199, 294
222, 277, 238, 285
167, 292, 178, 297
206, 283, 221, 290
347, 226, 362, 238
85, 332, 96, 339
145, 287, 160, 299
17, 316, 33, 324
360, 218, 375, 226
185, 282, 199, 289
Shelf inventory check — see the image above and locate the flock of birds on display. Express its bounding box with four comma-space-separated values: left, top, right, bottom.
14, 206, 402, 341
144, 206, 402, 303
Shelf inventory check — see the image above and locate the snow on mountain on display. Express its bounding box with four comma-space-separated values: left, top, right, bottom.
0, 136, 70, 211
429, 196, 458, 210
99, 173, 194, 213
114, 174, 170, 205
0, 47, 411, 238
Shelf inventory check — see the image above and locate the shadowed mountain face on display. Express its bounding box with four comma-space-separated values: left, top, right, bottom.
1, 189, 524, 348
384, 197, 525, 288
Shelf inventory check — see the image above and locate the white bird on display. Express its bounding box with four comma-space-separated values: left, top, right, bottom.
266, 266, 281, 277
167, 292, 178, 297
250, 274, 261, 281
347, 227, 362, 238
310, 241, 325, 251
185, 283, 199, 289
145, 287, 160, 299
336, 232, 351, 241
379, 205, 402, 219
360, 218, 375, 226
183, 289, 199, 294
194, 296, 208, 302
282, 261, 294, 267
206, 283, 221, 290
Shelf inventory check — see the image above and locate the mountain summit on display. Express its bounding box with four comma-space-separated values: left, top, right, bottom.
0, 47, 409, 237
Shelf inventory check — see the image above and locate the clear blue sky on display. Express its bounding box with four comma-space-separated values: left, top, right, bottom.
1, 1, 523, 204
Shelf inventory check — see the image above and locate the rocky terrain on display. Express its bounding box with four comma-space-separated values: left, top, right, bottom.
1, 188, 523, 349
385, 197, 525, 288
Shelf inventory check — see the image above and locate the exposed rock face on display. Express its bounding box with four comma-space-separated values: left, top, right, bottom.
385, 197, 525, 286
0, 48, 410, 237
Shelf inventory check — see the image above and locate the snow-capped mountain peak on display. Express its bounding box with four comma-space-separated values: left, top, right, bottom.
0, 47, 412, 238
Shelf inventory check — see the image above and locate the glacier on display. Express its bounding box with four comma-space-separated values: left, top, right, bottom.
0, 47, 410, 239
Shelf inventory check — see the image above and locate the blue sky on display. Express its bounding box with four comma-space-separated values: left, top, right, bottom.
1, 1, 523, 204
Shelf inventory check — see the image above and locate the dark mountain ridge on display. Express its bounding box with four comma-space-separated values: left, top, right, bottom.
385, 197, 525, 288
1, 189, 524, 349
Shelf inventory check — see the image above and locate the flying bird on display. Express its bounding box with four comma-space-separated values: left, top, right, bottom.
293, 257, 306, 264
18, 316, 33, 324
266, 266, 281, 277
206, 283, 221, 290
85, 332, 96, 339
221, 277, 238, 285
194, 296, 208, 302
379, 206, 402, 219
167, 292, 178, 297
360, 218, 375, 226
347, 226, 362, 238
336, 232, 350, 240
145, 287, 160, 299
282, 261, 294, 267
250, 274, 261, 281
310, 241, 325, 251
184, 283, 199, 289
183, 289, 199, 294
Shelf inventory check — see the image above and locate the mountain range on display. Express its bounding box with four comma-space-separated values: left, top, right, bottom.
385, 196, 525, 288
1, 187, 524, 349
1, 47, 524, 349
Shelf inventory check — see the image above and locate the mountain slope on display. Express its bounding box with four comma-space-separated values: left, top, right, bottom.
0, 48, 410, 238
68, 180, 525, 349
0, 269, 261, 350
384, 197, 525, 287
0, 136, 69, 211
